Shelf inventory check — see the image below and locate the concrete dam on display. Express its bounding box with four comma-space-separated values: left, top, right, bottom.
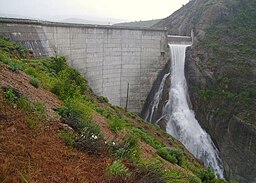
0, 18, 171, 113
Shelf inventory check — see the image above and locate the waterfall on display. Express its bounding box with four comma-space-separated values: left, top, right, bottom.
145, 44, 224, 178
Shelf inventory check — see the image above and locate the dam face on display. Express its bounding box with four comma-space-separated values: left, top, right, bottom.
0, 18, 168, 113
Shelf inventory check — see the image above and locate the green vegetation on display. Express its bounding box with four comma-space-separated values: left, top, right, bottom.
0, 35, 231, 182
195, 0, 256, 125
29, 78, 40, 88
107, 160, 129, 178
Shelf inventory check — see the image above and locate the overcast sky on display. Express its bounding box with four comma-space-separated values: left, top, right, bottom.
0, 0, 189, 22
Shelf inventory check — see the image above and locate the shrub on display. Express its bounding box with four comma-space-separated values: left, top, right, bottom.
188, 173, 201, 183
109, 133, 141, 162
132, 127, 163, 150
4, 88, 18, 102
33, 102, 46, 119
49, 56, 67, 73
29, 78, 40, 88
135, 161, 166, 183
75, 122, 103, 153
97, 96, 109, 103
157, 147, 178, 164
107, 160, 129, 178
57, 98, 93, 131
24, 67, 37, 77
109, 117, 125, 133
17, 97, 32, 112
59, 130, 76, 147
197, 168, 217, 183
8, 61, 21, 72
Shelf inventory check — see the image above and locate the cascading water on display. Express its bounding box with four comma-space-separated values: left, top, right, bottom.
144, 43, 224, 178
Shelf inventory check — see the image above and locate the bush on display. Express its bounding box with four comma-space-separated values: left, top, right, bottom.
107, 160, 129, 178
24, 67, 37, 78
59, 130, 76, 147
135, 161, 166, 183
132, 127, 163, 150
157, 147, 178, 164
57, 98, 93, 131
8, 61, 21, 72
33, 102, 46, 119
109, 117, 125, 133
4, 88, 18, 102
49, 56, 67, 73
75, 122, 103, 154
29, 78, 40, 88
188, 173, 201, 183
197, 168, 217, 183
97, 96, 109, 103
17, 97, 32, 112
109, 133, 141, 162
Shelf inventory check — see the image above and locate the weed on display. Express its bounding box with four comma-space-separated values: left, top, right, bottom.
76, 123, 103, 153
109, 133, 141, 162
4, 88, 17, 102
59, 130, 76, 147
33, 102, 46, 119
107, 160, 129, 178
26, 117, 38, 129
17, 97, 32, 112
24, 67, 37, 78
197, 167, 217, 183
188, 173, 201, 183
8, 61, 21, 72
29, 78, 40, 88
135, 161, 166, 183
97, 96, 109, 103
132, 127, 163, 150
109, 117, 125, 133
157, 147, 178, 164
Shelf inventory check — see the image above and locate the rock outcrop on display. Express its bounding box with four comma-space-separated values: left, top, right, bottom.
154, 0, 256, 182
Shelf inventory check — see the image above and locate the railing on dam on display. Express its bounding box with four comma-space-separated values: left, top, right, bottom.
168, 35, 192, 45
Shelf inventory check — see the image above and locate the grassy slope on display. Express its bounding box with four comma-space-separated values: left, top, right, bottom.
0, 36, 229, 182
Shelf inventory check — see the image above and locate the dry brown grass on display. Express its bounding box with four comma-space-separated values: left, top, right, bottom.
0, 93, 112, 183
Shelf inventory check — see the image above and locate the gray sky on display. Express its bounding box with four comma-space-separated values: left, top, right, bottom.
0, 0, 189, 21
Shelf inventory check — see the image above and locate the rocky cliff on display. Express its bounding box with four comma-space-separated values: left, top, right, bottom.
154, 0, 256, 182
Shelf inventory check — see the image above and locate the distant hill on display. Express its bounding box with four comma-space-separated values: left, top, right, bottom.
61, 18, 111, 25
114, 19, 161, 28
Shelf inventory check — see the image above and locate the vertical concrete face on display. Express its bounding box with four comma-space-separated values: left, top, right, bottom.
0, 19, 168, 113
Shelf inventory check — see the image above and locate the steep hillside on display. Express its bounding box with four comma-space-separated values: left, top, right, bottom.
0, 37, 226, 182
154, 0, 256, 182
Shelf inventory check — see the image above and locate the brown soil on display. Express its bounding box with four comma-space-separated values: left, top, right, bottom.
0, 65, 61, 119
0, 92, 113, 183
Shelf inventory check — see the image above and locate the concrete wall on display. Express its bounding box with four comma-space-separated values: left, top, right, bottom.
0, 18, 168, 113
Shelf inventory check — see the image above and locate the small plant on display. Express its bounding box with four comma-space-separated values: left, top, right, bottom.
17, 97, 32, 112
109, 117, 124, 133
8, 61, 21, 72
26, 117, 38, 129
4, 88, 17, 102
132, 127, 163, 150
157, 147, 178, 164
76, 122, 103, 153
188, 173, 201, 183
29, 78, 40, 88
33, 102, 46, 119
59, 130, 76, 147
24, 67, 37, 77
136, 161, 166, 183
107, 160, 129, 178
97, 96, 109, 103
197, 167, 217, 183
